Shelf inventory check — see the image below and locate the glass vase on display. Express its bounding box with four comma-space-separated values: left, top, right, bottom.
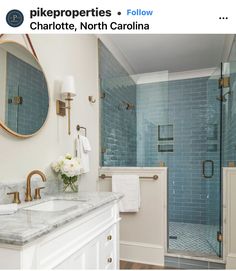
61, 175, 79, 193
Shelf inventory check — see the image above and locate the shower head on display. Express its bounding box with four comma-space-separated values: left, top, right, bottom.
118, 101, 135, 111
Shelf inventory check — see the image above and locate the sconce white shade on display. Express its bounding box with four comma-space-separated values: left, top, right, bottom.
61, 75, 76, 97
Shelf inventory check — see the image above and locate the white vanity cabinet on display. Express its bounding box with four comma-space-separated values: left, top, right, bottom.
0, 201, 120, 269
56, 224, 116, 269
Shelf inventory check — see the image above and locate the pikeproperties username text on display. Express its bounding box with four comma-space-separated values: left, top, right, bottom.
30, 7, 112, 18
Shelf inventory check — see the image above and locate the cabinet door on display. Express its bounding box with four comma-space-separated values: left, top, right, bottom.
55, 238, 100, 269
84, 238, 100, 269
55, 224, 118, 270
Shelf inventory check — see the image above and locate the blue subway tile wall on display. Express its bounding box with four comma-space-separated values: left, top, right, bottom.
137, 77, 221, 226
6, 53, 48, 135
99, 41, 137, 166
136, 81, 169, 167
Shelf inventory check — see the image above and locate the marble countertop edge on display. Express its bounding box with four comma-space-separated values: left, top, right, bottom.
0, 192, 123, 246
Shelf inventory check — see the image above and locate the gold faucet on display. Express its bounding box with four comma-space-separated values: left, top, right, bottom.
25, 170, 46, 202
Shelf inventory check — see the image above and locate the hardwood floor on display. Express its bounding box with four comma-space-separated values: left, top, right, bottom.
120, 260, 173, 269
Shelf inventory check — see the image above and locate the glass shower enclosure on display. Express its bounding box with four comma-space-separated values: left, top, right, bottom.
99, 38, 236, 259
168, 61, 236, 258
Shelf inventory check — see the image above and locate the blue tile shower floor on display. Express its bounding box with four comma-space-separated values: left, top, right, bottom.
169, 222, 219, 257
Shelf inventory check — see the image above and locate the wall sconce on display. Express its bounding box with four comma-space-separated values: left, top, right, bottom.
56, 75, 76, 135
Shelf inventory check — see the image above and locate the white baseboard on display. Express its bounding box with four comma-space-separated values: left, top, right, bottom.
120, 241, 164, 266
226, 254, 236, 269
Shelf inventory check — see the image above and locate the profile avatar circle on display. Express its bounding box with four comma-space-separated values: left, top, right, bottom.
6, 9, 24, 27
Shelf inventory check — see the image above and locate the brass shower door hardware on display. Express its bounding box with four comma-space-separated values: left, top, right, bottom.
217, 231, 223, 242
218, 76, 230, 88
7, 191, 21, 204
228, 161, 235, 167
100, 92, 106, 99
13, 96, 23, 105
101, 147, 107, 154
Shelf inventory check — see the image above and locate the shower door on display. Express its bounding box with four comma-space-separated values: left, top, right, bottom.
204, 68, 222, 257
167, 74, 222, 258
206, 60, 236, 257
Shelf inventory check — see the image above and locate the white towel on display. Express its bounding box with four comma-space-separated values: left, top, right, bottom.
80, 136, 91, 153
112, 175, 140, 212
75, 137, 90, 174
0, 204, 18, 215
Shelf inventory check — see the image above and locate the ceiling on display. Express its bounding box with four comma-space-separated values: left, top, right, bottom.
107, 34, 229, 74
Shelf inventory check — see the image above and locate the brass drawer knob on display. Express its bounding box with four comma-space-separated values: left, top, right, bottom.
107, 235, 112, 241
107, 257, 112, 263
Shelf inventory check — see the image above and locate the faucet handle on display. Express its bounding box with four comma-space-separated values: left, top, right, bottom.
34, 187, 45, 200
7, 192, 21, 204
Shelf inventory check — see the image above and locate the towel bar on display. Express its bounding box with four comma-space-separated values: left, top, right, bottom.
76, 125, 87, 136
99, 174, 158, 181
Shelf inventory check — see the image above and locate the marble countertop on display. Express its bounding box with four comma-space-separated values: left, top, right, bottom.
0, 192, 123, 246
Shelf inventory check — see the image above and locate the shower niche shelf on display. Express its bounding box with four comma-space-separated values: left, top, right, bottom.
158, 124, 174, 141
158, 144, 174, 152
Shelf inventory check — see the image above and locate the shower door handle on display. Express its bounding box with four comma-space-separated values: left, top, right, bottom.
202, 160, 214, 178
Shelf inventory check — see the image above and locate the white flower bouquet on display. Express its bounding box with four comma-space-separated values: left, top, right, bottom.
51, 154, 81, 192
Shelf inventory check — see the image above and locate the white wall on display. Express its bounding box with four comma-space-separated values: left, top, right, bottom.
223, 167, 236, 268
0, 34, 99, 191
99, 167, 167, 265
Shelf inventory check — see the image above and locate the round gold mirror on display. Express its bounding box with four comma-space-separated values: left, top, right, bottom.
0, 40, 49, 138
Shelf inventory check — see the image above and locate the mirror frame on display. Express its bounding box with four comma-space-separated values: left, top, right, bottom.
0, 40, 49, 139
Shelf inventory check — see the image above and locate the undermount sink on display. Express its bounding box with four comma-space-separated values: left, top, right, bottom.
23, 199, 81, 212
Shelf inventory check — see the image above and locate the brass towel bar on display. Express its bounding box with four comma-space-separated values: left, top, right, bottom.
99, 174, 158, 181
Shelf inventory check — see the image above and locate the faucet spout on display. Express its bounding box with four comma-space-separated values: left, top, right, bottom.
25, 170, 46, 202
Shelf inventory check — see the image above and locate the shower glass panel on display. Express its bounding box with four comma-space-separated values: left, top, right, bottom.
136, 75, 169, 167
204, 69, 222, 257
166, 75, 222, 258
99, 40, 137, 167
222, 61, 236, 166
